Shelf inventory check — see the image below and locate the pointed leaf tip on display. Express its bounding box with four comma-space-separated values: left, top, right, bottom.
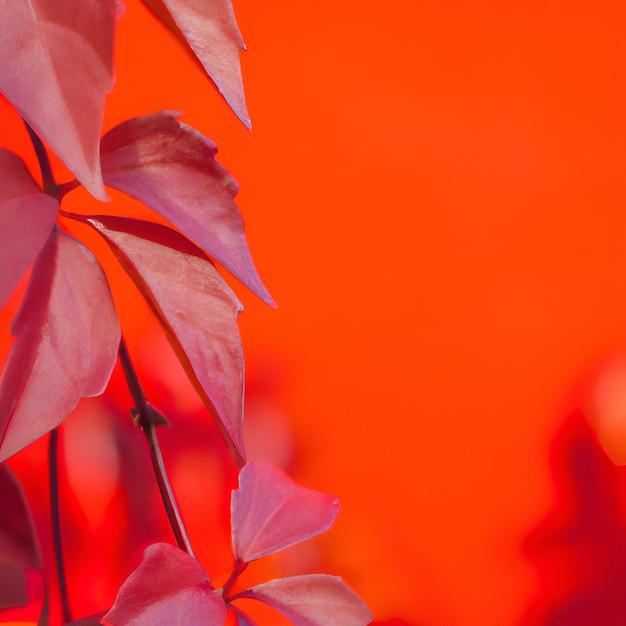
101, 111, 274, 306
0, 0, 116, 199
83, 215, 247, 465
239, 575, 373, 626
231, 462, 340, 563
141, 0, 250, 126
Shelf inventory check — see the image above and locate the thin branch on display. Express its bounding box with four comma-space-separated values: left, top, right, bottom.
118, 337, 149, 415
57, 178, 81, 202
118, 337, 194, 557
49, 428, 72, 624
222, 559, 248, 601
23, 120, 58, 197
144, 421, 195, 556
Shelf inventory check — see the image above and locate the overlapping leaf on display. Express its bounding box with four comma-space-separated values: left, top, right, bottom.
0, 464, 41, 610
102, 543, 226, 626
0, 0, 115, 200
141, 0, 249, 127
81, 215, 246, 464
100, 111, 275, 306
237, 575, 374, 626
0, 228, 120, 462
231, 462, 340, 563
0, 150, 58, 310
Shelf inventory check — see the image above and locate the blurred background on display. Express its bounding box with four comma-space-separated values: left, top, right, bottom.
2, 1, 626, 625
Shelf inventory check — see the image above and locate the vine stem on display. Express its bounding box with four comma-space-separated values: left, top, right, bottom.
49, 428, 72, 624
23, 120, 58, 197
118, 337, 195, 557
222, 559, 248, 600
30, 116, 71, 623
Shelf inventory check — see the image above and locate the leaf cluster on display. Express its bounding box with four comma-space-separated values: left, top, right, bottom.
0, 2, 373, 624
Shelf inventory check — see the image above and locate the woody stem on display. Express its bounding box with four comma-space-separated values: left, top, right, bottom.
118, 336, 195, 557
49, 428, 72, 623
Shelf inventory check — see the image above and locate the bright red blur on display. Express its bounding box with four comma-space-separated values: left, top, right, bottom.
1, 1, 626, 625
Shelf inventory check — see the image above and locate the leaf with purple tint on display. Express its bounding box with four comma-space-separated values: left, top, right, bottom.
237, 575, 373, 626
141, 0, 249, 127
102, 543, 226, 626
81, 214, 246, 465
231, 462, 340, 563
0, 150, 58, 310
0, 464, 41, 609
100, 111, 275, 306
0, 0, 116, 199
0, 228, 120, 462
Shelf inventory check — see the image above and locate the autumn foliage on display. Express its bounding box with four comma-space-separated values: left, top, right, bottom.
0, 1, 372, 624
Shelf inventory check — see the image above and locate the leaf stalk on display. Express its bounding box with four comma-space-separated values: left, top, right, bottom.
222, 559, 248, 600
23, 121, 58, 197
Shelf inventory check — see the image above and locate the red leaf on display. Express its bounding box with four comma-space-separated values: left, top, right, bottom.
231, 462, 340, 563
0, 464, 41, 610
100, 111, 275, 306
140, 0, 249, 127
237, 575, 373, 626
102, 543, 226, 626
0, 150, 58, 310
0, 0, 116, 199
83, 215, 246, 465
0, 228, 120, 462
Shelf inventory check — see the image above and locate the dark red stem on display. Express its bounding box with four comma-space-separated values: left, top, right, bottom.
118, 337, 195, 557
222, 559, 248, 600
23, 120, 58, 198
49, 428, 72, 624
57, 179, 81, 202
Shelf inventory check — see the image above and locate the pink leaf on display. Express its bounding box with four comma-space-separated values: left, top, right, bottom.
0, 228, 120, 462
0, 0, 116, 199
100, 111, 275, 306
102, 543, 226, 626
141, 0, 249, 127
0, 150, 58, 310
83, 215, 246, 465
0, 464, 41, 609
237, 575, 373, 626
231, 462, 340, 563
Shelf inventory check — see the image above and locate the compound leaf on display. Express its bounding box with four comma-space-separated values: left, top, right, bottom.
100, 111, 274, 306
141, 0, 249, 127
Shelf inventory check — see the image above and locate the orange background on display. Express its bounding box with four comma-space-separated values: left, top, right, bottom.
2, 1, 626, 625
